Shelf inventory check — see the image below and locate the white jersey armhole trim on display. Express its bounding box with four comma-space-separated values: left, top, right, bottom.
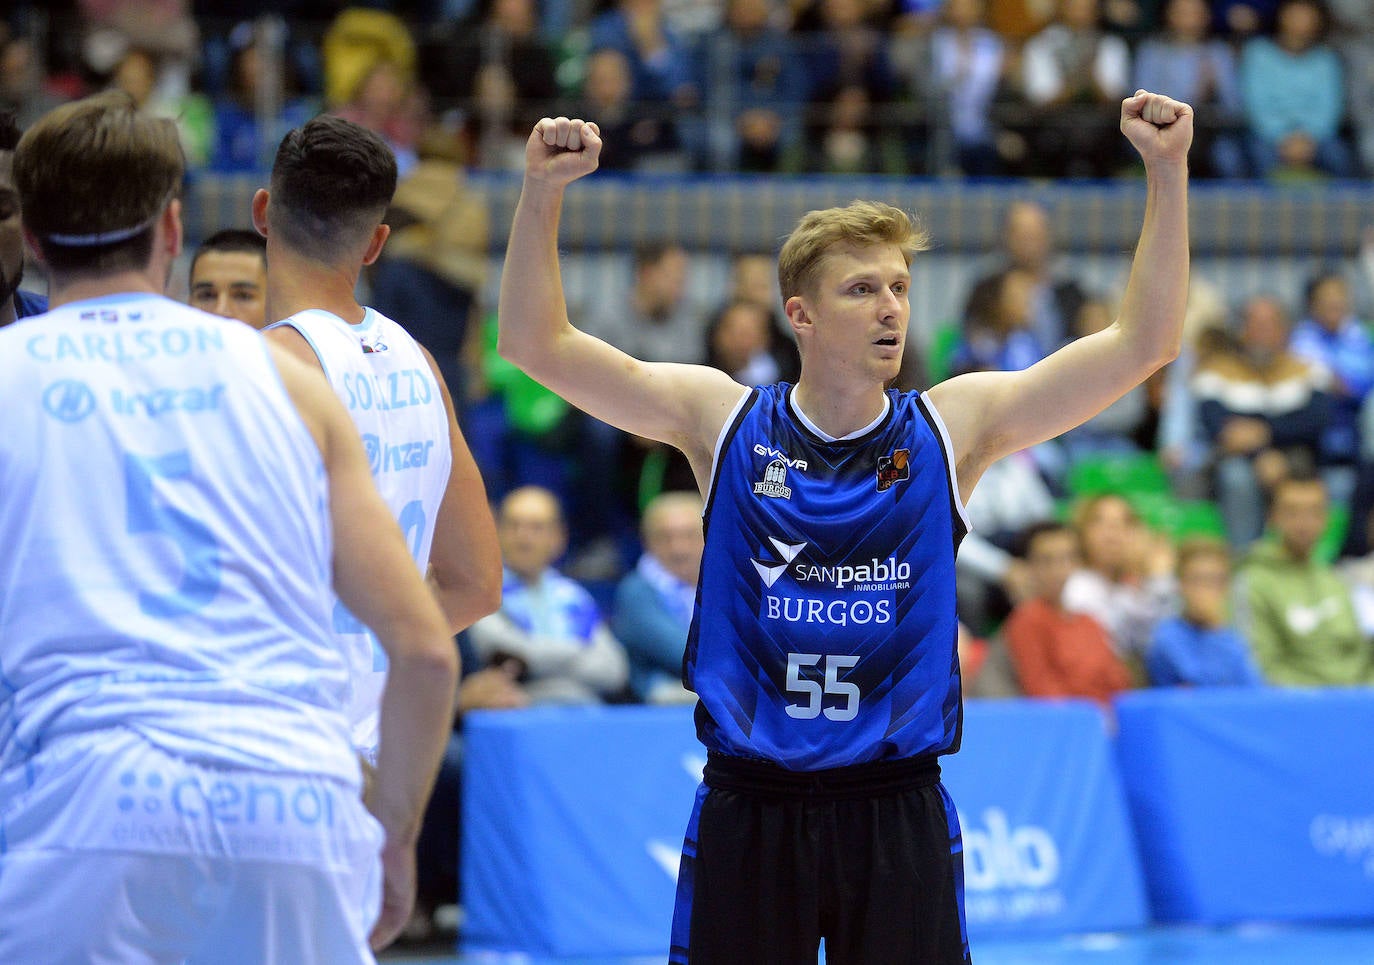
918, 394, 973, 533
267, 314, 333, 382
704, 387, 754, 508
253, 334, 328, 476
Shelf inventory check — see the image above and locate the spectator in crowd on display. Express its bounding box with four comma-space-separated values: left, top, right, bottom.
1216, 0, 1278, 38
1234, 474, 1373, 685
107, 46, 214, 169
1019, 0, 1132, 178
0, 111, 45, 326
585, 242, 708, 364
612, 490, 704, 703
962, 199, 1086, 357
321, 7, 416, 111
425, 0, 560, 171
957, 448, 1056, 635
588, 0, 699, 108
706, 298, 795, 386
576, 47, 682, 171
1004, 520, 1135, 707
1147, 537, 1266, 686
1289, 270, 1374, 478
1063, 492, 1177, 659
804, 80, 906, 174
1192, 292, 1331, 550
469, 486, 631, 704
333, 59, 425, 175
798, 0, 897, 157
1133, 0, 1248, 178
1239, 0, 1355, 180
698, 0, 806, 172
952, 267, 1050, 375
209, 21, 315, 174
1154, 275, 1232, 498
368, 150, 490, 409
926, 0, 1009, 177
187, 228, 267, 328
0, 33, 67, 129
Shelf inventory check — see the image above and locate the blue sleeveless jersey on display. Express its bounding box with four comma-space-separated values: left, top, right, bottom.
687, 384, 970, 771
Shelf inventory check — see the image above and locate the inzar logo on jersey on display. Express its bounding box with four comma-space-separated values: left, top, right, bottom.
360, 333, 389, 354
876, 447, 910, 491
41, 379, 97, 423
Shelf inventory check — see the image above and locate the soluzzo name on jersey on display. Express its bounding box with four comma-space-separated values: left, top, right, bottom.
340, 368, 434, 412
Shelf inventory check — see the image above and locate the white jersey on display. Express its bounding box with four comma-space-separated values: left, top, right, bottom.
271, 308, 451, 757
0, 294, 355, 786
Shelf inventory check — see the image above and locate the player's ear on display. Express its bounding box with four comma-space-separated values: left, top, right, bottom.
784, 296, 810, 337
361, 223, 390, 267
161, 198, 183, 261
250, 189, 270, 237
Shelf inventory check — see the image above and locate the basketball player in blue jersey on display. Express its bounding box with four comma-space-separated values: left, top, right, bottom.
498, 91, 1193, 963
0, 91, 460, 961
251, 115, 502, 766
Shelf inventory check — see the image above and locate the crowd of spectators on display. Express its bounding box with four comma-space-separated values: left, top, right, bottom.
7, 0, 1374, 178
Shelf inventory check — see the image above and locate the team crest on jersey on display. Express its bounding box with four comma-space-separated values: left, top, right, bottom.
360, 333, 389, 354
876, 448, 910, 492
754, 458, 793, 499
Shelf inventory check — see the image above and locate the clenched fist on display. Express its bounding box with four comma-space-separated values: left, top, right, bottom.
524, 117, 603, 189
1120, 90, 1193, 167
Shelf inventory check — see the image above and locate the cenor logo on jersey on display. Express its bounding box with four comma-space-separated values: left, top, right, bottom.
359, 333, 389, 354
876, 447, 910, 491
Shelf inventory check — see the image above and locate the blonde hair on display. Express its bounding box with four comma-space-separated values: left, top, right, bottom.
776, 200, 930, 301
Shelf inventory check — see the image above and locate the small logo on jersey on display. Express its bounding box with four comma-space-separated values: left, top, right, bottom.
751, 537, 807, 587
41, 379, 96, 423
360, 333, 389, 354
754, 458, 793, 499
752, 443, 808, 471
876, 448, 910, 492
361, 433, 382, 474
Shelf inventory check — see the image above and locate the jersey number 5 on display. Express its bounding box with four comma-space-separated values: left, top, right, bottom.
785, 653, 860, 722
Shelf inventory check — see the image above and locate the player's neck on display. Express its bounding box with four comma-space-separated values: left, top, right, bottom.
266, 248, 366, 326
0, 296, 15, 327
48, 270, 164, 310
791, 375, 888, 439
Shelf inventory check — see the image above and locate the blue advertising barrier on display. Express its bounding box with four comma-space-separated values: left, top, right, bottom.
943, 699, 1149, 938
462, 699, 1148, 957
462, 705, 701, 957
1115, 688, 1374, 925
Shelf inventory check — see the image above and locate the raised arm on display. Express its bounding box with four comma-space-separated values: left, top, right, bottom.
929, 91, 1193, 502
497, 117, 746, 483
